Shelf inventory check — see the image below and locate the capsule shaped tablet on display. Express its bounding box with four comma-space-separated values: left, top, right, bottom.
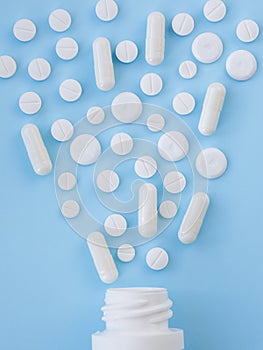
87, 232, 118, 284
138, 183, 157, 238
178, 192, 210, 244
199, 83, 226, 136
93, 37, 115, 91
145, 12, 165, 66
21, 124, 52, 176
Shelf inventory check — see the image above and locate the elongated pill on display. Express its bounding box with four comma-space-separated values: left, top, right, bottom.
21, 124, 52, 176
87, 232, 118, 284
178, 192, 210, 244
145, 12, 165, 66
138, 183, 157, 238
93, 37, 115, 91
199, 83, 226, 136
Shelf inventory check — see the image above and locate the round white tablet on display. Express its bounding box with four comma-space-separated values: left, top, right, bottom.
0, 55, 17, 78
95, 0, 118, 21
226, 50, 257, 81
104, 214, 127, 236
58, 172, 77, 191
61, 200, 80, 218
28, 58, 51, 81
192, 32, 223, 64
179, 60, 197, 79
173, 92, 195, 115
13, 19, 36, 42
147, 114, 165, 132
196, 148, 227, 179
117, 244, 135, 262
164, 171, 186, 194
96, 170, 120, 193
56, 37, 79, 60
110, 133, 134, 155
51, 119, 74, 142
172, 13, 195, 36
236, 20, 259, 43
19, 92, 42, 115
135, 156, 157, 179
70, 134, 101, 165
203, 0, 226, 22
59, 79, 82, 102
158, 131, 189, 162
87, 106, 105, 125
111, 92, 142, 123
146, 247, 169, 271
140, 73, 163, 96
49, 9, 72, 32
116, 40, 138, 63
159, 201, 178, 219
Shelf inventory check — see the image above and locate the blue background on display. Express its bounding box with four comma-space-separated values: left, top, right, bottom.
0, 0, 263, 349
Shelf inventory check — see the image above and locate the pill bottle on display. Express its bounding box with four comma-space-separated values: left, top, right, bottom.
92, 287, 184, 350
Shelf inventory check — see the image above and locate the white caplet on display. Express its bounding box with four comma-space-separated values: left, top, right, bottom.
138, 183, 157, 238
145, 12, 165, 66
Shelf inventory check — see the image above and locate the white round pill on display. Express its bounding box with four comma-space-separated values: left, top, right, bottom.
19, 92, 42, 115
111, 92, 142, 123
196, 148, 227, 179
110, 133, 134, 155
61, 200, 80, 218
146, 247, 169, 271
0, 55, 17, 78
192, 32, 223, 64
59, 79, 82, 102
70, 134, 101, 165
116, 40, 138, 63
140, 73, 163, 96
117, 244, 135, 262
164, 171, 186, 194
203, 0, 226, 22
49, 9, 72, 32
28, 58, 51, 81
172, 13, 195, 36
87, 106, 105, 125
179, 60, 197, 79
236, 20, 259, 43
173, 92, 196, 115
159, 201, 178, 219
226, 50, 257, 81
13, 19, 36, 42
135, 156, 157, 179
104, 214, 127, 237
96, 170, 120, 193
147, 114, 165, 132
51, 119, 74, 142
158, 131, 189, 162
95, 0, 118, 21
56, 37, 79, 60
58, 172, 77, 191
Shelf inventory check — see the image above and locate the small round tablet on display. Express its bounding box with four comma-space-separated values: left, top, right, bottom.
70, 134, 101, 165
61, 200, 80, 218
226, 50, 257, 81
117, 244, 135, 262
28, 58, 51, 81
179, 60, 197, 79
146, 247, 169, 271
49, 9, 72, 32
140, 73, 163, 96
236, 20, 259, 43
51, 119, 74, 142
158, 131, 189, 162
203, 0, 226, 22
116, 40, 138, 63
111, 133, 134, 155
13, 19, 36, 42
159, 201, 178, 219
56, 37, 79, 60
173, 92, 196, 115
147, 114, 165, 132
0, 55, 17, 78
172, 13, 195, 36
59, 79, 82, 102
96, 170, 120, 193
135, 156, 157, 179
87, 106, 105, 125
95, 0, 118, 21
192, 32, 223, 64
196, 148, 227, 179
19, 92, 42, 115
164, 171, 186, 194
111, 92, 142, 123
58, 172, 77, 191
104, 214, 127, 237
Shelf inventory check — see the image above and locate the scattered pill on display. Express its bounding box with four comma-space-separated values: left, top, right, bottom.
49, 9, 71, 32
192, 32, 223, 64
104, 214, 127, 237
203, 0, 226, 22
178, 192, 210, 244
159, 200, 178, 219
236, 20, 259, 43
96, 170, 120, 193
158, 131, 189, 162
135, 156, 157, 179
115, 40, 138, 63
28, 58, 51, 81
95, 0, 118, 22
146, 247, 169, 271
87, 106, 105, 125
61, 200, 80, 218
226, 50, 257, 81
59, 79, 82, 102
173, 92, 195, 115
172, 13, 195, 36
19, 92, 42, 115
196, 148, 227, 179
164, 171, 186, 194
21, 124, 52, 176
138, 183, 157, 238
56, 37, 79, 60
146, 12, 165, 66
51, 119, 74, 142
110, 132, 134, 155
111, 92, 142, 123
70, 134, 101, 165
58, 172, 76, 191
140, 73, 163, 96
117, 244, 135, 262
0, 55, 17, 78
147, 114, 165, 132
179, 60, 197, 79
13, 19, 36, 42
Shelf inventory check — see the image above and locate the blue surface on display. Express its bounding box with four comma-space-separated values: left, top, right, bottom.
0, 0, 263, 349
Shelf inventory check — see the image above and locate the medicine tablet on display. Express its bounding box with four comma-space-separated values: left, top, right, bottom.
111, 92, 142, 123
49, 9, 71, 32
146, 12, 165, 66
196, 148, 227, 179
117, 244, 135, 262
70, 134, 101, 165
138, 183, 157, 238
140, 73, 163, 96
203, 0, 226, 22
226, 50, 257, 81
158, 131, 189, 162
110, 133, 133, 155
28, 58, 51, 81
56, 37, 79, 60
159, 200, 178, 219
104, 214, 127, 237
135, 156, 157, 179
0, 55, 17, 78
61, 200, 80, 219
59, 79, 82, 102
58, 172, 76, 191
96, 170, 120, 193
115, 40, 138, 63
19, 92, 42, 115
146, 247, 169, 271
192, 32, 223, 64
51, 119, 74, 142
179, 60, 197, 79
164, 171, 186, 194
236, 20, 259, 43
13, 19, 36, 42
172, 13, 195, 36
173, 92, 195, 115
87, 106, 105, 125
95, 0, 118, 21
147, 114, 165, 132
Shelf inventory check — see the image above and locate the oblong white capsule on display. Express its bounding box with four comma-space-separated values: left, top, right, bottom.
21, 124, 52, 176
199, 82, 226, 136
87, 232, 118, 284
93, 37, 115, 91
138, 183, 157, 238
178, 192, 210, 244
145, 12, 165, 66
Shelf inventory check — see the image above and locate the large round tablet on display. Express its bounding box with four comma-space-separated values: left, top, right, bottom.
226, 50, 257, 81
192, 32, 223, 64
111, 92, 142, 123
70, 134, 101, 165
158, 131, 189, 162
196, 147, 227, 179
